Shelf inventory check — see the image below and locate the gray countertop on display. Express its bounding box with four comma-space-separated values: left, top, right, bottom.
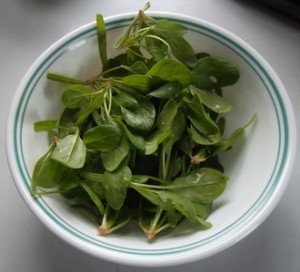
1, 0, 299, 271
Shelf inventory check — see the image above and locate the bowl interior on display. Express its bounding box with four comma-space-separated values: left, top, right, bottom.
8, 13, 295, 266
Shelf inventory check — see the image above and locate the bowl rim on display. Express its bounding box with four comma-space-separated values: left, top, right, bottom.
6, 11, 297, 267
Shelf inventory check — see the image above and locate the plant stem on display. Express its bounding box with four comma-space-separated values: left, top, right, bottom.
147, 207, 164, 240
145, 34, 172, 57
98, 205, 109, 236
131, 181, 213, 190
164, 147, 173, 181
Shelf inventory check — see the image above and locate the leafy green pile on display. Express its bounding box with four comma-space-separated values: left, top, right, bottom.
31, 3, 255, 240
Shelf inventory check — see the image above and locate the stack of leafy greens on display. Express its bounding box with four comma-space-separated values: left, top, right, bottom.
31, 3, 255, 240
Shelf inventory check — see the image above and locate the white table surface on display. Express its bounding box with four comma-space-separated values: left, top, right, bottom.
1, 0, 300, 271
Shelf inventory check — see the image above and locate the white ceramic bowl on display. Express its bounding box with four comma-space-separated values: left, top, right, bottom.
6, 12, 297, 267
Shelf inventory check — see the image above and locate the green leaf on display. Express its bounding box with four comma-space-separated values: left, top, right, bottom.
83, 179, 105, 200
121, 74, 162, 93
166, 36, 197, 67
116, 120, 146, 151
59, 108, 78, 127
213, 114, 257, 156
121, 74, 151, 92
121, 96, 155, 131
62, 85, 92, 109
195, 202, 212, 220
131, 175, 149, 184
102, 165, 132, 210
132, 186, 198, 222
163, 109, 187, 158
144, 129, 172, 155
191, 86, 233, 113
168, 150, 183, 179
172, 168, 229, 203
166, 209, 183, 228
96, 14, 107, 68
190, 125, 220, 145
81, 182, 105, 214
114, 92, 138, 108
176, 133, 191, 155
101, 135, 130, 171
123, 61, 148, 74
196, 215, 212, 229
103, 54, 130, 77
75, 91, 105, 125
170, 109, 187, 144
47, 73, 87, 85
34, 120, 58, 132
154, 190, 198, 222
132, 186, 170, 211
185, 96, 221, 145
145, 36, 168, 62
51, 133, 86, 169
151, 20, 188, 38
105, 60, 149, 76
79, 171, 104, 183
59, 169, 81, 192
157, 99, 178, 130
192, 56, 240, 89
147, 59, 192, 88
147, 82, 181, 100
31, 144, 66, 190
196, 52, 210, 59
142, 99, 178, 154
83, 122, 122, 152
